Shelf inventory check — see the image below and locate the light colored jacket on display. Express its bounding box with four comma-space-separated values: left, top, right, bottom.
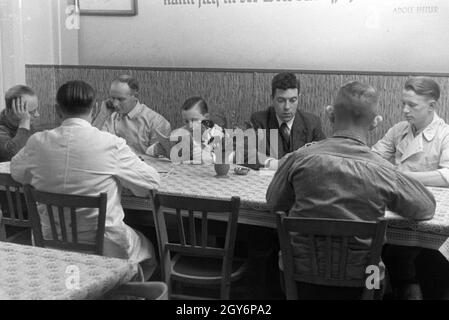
372, 113, 449, 186
11, 118, 160, 262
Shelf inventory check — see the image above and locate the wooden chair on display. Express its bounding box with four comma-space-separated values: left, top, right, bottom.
23, 185, 107, 255
23, 185, 157, 280
0, 173, 32, 244
276, 212, 387, 300
113, 282, 169, 300
151, 193, 248, 300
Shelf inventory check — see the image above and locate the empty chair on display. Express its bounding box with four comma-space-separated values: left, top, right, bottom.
276, 212, 387, 300
0, 173, 31, 244
152, 193, 248, 300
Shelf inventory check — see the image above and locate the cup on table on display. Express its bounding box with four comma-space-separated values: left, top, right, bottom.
214, 164, 230, 177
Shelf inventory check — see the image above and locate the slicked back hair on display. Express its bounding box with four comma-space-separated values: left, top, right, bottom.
181, 97, 208, 115
56, 81, 96, 116
404, 77, 440, 101
112, 75, 139, 95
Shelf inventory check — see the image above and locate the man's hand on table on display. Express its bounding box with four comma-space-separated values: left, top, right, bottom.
266, 153, 293, 171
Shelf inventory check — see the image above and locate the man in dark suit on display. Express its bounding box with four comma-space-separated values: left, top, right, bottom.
247, 72, 326, 170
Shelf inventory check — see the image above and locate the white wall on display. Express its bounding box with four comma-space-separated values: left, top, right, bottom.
22, 0, 79, 65
0, 0, 26, 109
78, 0, 449, 73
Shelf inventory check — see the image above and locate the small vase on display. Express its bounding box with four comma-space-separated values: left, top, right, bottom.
214, 164, 230, 177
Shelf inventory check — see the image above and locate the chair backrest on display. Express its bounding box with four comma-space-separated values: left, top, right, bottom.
276, 212, 387, 300
151, 193, 240, 299
0, 174, 31, 241
23, 185, 107, 256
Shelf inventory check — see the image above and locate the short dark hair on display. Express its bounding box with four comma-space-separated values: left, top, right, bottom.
271, 72, 300, 98
56, 81, 96, 116
404, 77, 440, 101
181, 97, 208, 115
333, 81, 379, 125
112, 75, 139, 94
5, 85, 35, 110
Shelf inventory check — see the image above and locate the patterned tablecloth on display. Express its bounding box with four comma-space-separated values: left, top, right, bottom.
3, 160, 449, 258
0, 242, 138, 300
123, 157, 449, 258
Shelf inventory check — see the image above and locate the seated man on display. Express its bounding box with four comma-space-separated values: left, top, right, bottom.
92, 75, 171, 156
246, 72, 325, 170
0, 85, 39, 162
267, 81, 435, 300
154, 97, 228, 164
372, 76, 449, 299
11, 81, 160, 263
372, 76, 449, 187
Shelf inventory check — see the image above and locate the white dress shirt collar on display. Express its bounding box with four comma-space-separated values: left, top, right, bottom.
276, 115, 295, 131
61, 118, 92, 128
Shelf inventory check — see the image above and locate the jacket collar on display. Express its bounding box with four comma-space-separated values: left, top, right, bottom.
332, 130, 367, 145
398, 113, 442, 142
125, 102, 144, 120
396, 113, 444, 163
61, 118, 92, 127
418, 113, 443, 142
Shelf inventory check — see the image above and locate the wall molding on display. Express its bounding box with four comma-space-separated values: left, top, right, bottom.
24, 64, 449, 78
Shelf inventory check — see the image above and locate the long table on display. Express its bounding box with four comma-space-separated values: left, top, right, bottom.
0, 242, 137, 300
121, 157, 449, 260
3, 159, 449, 260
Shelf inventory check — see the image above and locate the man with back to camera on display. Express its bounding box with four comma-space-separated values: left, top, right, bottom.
92, 74, 171, 156
267, 81, 435, 300
246, 72, 326, 170
11, 80, 160, 264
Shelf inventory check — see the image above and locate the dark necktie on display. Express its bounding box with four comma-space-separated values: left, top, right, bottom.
280, 122, 291, 152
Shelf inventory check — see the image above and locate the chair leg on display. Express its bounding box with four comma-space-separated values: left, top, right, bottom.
220, 281, 231, 300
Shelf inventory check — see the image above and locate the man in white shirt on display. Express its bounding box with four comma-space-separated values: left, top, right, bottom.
92, 75, 171, 156
11, 80, 160, 263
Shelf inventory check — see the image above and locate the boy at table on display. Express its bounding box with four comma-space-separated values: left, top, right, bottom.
11, 81, 160, 265
373, 77, 449, 187
149, 97, 231, 164
372, 77, 449, 299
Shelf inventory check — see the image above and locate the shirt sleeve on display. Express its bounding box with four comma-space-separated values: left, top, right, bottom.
0, 127, 32, 161
10, 135, 36, 185
437, 134, 449, 185
91, 104, 113, 131
266, 155, 296, 212
372, 127, 397, 161
389, 171, 436, 221
113, 138, 161, 197
148, 116, 171, 147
